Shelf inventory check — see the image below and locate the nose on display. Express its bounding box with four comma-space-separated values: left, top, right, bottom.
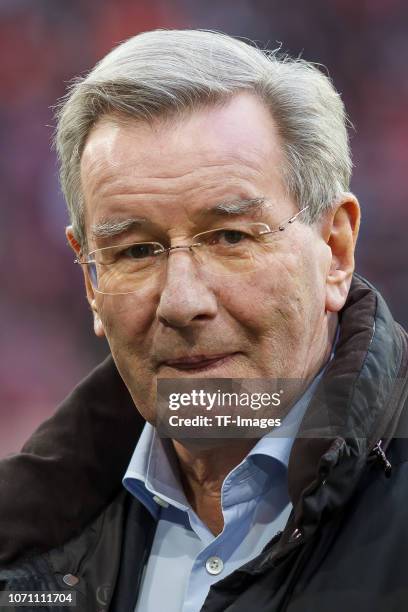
156, 248, 218, 328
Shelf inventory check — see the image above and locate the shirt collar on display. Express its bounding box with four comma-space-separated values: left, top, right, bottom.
247, 364, 328, 470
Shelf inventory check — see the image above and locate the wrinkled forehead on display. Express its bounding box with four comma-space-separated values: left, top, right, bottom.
79, 93, 290, 242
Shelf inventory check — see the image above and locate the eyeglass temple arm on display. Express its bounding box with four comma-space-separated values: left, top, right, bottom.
74, 257, 97, 265
259, 205, 310, 235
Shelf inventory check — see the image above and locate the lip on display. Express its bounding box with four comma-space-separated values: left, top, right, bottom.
160, 352, 238, 372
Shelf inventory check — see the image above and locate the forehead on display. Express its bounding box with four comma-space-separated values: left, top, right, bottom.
80, 93, 288, 234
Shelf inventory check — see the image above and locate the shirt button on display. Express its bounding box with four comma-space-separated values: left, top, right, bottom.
62, 574, 80, 586
205, 556, 224, 575
153, 495, 169, 508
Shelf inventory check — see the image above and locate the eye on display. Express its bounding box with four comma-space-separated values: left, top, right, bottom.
210, 229, 252, 246
222, 230, 246, 244
121, 243, 158, 259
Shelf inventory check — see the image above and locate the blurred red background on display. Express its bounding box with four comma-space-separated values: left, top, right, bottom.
1, 0, 407, 457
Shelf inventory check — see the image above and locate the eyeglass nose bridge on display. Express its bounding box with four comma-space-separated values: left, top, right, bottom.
160, 242, 202, 256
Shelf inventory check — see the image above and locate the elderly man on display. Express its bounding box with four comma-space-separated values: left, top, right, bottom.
1, 29, 407, 612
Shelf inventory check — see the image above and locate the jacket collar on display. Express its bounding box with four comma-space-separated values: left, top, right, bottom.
285, 274, 408, 545
0, 274, 406, 567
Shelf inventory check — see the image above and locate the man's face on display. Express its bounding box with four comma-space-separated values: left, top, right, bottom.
79, 93, 333, 424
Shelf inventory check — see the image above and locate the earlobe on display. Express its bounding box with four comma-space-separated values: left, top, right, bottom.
326, 269, 351, 313
91, 300, 106, 338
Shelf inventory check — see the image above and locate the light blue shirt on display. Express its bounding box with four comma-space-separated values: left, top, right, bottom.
123, 370, 326, 612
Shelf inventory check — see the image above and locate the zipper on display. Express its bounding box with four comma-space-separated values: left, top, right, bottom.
370, 439, 392, 477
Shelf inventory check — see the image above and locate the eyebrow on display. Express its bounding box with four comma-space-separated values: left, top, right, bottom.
91, 198, 268, 241
210, 197, 268, 216
91, 217, 147, 239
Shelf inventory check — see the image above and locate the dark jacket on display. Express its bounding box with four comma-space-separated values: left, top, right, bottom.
1, 274, 408, 612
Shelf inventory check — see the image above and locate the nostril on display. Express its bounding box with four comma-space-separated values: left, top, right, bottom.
158, 311, 211, 328
194, 313, 212, 321
158, 315, 178, 328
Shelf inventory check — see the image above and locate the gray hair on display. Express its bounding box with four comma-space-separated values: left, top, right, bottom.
55, 29, 352, 251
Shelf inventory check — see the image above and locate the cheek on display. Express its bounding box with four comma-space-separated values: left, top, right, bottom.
97, 293, 158, 418
224, 275, 279, 324
214, 253, 303, 331
225, 247, 324, 337
97, 293, 156, 357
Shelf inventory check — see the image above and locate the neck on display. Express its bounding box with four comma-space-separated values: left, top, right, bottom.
172, 438, 256, 534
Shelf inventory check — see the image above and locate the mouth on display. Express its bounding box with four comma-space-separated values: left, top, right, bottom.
159, 352, 239, 373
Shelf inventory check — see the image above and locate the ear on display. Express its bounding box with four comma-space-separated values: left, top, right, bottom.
323, 195, 361, 313
65, 225, 106, 338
